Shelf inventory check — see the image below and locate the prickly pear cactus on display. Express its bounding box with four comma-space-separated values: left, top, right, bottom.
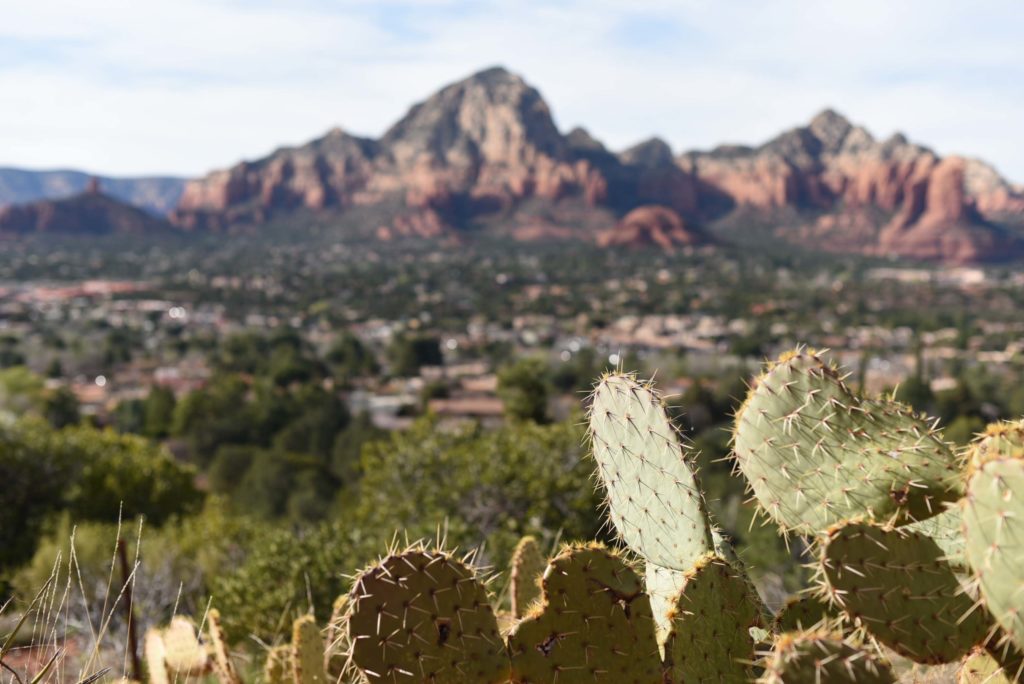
264, 645, 290, 684
510, 536, 545, 619
588, 372, 713, 571
508, 543, 661, 683
963, 421, 1024, 652
206, 609, 241, 684
324, 594, 349, 678
645, 562, 686, 651
663, 552, 762, 683
144, 627, 169, 684
347, 546, 509, 683
772, 596, 837, 634
966, 420, 1024, 468
958, 647, 1019, 684
733, 350, 960, 536
161, 616, 209, 677
759, 631, 895, 683
818, 519, 988, 663
291, 615, 326, 684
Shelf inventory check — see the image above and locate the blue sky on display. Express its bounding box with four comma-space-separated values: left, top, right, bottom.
2, 0, 1022, 181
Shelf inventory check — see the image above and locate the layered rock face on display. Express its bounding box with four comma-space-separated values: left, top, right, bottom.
0, 184, 172, 237
172, 67, 1024, 262
174, 67, 610, 234
682, 110, 1023, 261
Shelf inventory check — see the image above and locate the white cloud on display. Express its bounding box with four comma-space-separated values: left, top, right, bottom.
1, 0, 1021, 180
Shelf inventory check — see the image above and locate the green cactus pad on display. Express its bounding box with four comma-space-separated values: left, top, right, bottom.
759, 631, 895, 683
588, 373, 713, 571
967, 420, 1024, 468
645, 562, 685, 652
264, 645, 290, 684
819, 520, 988, 663
291, 615, 326, 684
206, 609, 241, 684
510, 536, 545, 619
161, 616, 209, 677
662, 552, 762, 683
908, 505, 966, 563
508, 543, 661, 683
963, 438, 1024, 652
347, 547, 509, 683
733, 350, 960, 535
772, 596, 839, 634
958, 647, 1020, 684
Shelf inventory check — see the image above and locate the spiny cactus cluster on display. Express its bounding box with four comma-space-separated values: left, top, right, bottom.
146, 347, 1024, 683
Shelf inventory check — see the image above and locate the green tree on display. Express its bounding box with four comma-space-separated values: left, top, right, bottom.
43, 386, 80, 428
497, 357, 550, 423
348, 416, 603, 568
388, 335, 442, 377
143, 386, 176, 438
326, 333, 377, 381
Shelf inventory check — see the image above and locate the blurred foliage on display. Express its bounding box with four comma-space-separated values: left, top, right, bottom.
0, 417, 202, 574
347, 415, 604, 571
497, 357, 551, 423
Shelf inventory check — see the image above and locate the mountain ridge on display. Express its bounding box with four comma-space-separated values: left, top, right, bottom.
7, 66, 1024, 262
0, 168, 186, 215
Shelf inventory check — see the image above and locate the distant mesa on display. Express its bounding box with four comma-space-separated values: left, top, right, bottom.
0, 168, 185, 215
0, 181, 173, 237
6, 66, 1024, 263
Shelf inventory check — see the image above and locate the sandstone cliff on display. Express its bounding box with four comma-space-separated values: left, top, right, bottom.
171, 68, 1024, 262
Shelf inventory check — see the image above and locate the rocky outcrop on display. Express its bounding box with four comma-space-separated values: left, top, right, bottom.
0, 183, 173, 237
598, 205, 699, 251
682, 109, 1024, 261
170, 68, 1024, 262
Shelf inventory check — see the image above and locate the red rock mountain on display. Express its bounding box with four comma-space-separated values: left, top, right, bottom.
173, 67, 1024, 262
0, 181, 172, 237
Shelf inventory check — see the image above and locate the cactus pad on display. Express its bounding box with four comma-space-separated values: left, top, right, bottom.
772, 596, 838, 634
733, 350, 959, 535
588, 373, 713, 571
292, 615, 326, 684
963, 437, 1024, 652
508, 543, 662, 683
663, 553, 762, 683
347, 547, 509, 683
759, 631, 895, 683
510, 536, 545, 619
967, 420, 1024, 468
958, 647, 1019, 684
819, 520, 988, 663
645, 562, 685, 652
264, 645, 290, 684
206, 609, 241, 684
161, 617, 209, 677
144, 628, 169, 684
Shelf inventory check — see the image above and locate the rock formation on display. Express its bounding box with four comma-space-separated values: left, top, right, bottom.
170, 68, 1024, 262
0, 185, 173, 237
